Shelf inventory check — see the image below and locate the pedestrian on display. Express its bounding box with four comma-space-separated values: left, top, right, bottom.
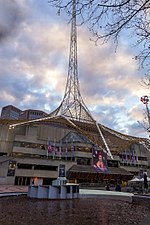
115, 184, 121, 192
144, 173, 148, 194
106, 184, 110, 191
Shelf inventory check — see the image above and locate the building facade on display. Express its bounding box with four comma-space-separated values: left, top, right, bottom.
1, 105, 21, 120
0, 119, 149, 186
19, 109, 48, 120
1, 105, 48, 120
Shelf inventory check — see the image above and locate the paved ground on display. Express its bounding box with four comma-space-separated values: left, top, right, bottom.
80, 188, 134, 202
0, 185, 28, 196
0, 185, 149, 197
0, 185, 149, 225
1, 185, 134, 202
0, 194, 149, 225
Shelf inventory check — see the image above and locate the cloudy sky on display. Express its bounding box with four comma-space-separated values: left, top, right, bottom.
0, 0, 149, 138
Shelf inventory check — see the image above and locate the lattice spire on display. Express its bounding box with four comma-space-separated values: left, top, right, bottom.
9, 0, 113, 159
50, 0, 94, 123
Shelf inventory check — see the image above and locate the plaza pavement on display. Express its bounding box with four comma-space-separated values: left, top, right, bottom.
0, 185, 135, 202
79, 188, 134, 202
0, 185, 149, 200
0, 185, 149, 225
0, 185, 28, 197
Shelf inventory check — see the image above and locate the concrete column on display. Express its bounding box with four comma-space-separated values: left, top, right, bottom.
67, 185, 73, 199
28, 186, 38, 198
48, 185, 59, 199
60, 186, 67, 199
37, 186, 49, 199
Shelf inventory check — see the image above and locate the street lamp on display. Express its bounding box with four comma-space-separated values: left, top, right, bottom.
140, 95, 150, 132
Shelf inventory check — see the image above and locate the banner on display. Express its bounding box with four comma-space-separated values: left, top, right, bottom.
59, 164, 66, 177
93, 149, 108, 173
7, 161, 16, 176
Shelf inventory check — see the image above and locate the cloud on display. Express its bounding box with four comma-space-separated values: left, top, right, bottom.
0, 0, 148, 138
0, 0, 28, 42
0, 3, 70, 111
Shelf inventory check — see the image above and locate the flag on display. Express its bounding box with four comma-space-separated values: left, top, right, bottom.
136, 152, 138, 163
134, 150, 136, 165
48, 140, 52, 153
125, 150, 130, 165
129, 150, 132, 164
122, 151, 125, 162
55, 146, 58, 157
65, 142, 68, 160
71, 144, 74, 160
47, 139, 52, 157
59, 140, 62, 159
125, 150, 128, 164
53, 140, 56, 159
132, 150, 134, 163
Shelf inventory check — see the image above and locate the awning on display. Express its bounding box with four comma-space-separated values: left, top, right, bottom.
66, 165, 133, 181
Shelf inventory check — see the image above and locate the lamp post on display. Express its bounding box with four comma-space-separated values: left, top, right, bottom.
140, 95, 150, 132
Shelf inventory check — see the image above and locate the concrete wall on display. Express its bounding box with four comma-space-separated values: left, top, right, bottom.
37, 125, 70, 142
0, 122, 150, 185
0, 125, 14, 155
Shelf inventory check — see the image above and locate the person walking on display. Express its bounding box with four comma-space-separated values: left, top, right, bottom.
144, 173, 148, 194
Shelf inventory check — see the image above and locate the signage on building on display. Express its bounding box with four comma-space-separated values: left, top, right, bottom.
7, 161, 16, 176
93, 149, 108, 173
59, 164, 66, 177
